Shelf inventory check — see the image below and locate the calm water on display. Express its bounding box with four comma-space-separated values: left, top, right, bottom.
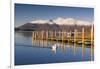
15, 32, 94, 65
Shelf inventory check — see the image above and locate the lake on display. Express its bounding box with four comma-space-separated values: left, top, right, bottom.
15, 32, 94, 65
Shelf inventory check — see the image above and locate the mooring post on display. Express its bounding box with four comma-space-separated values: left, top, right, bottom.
41, 31, 44, 40
46, 30, 48, 40
54, 30, 56, 40
69, 30, 71, 42
61, 30, 64, 41
34, 31, 36, 39
32, 32, 34, 39
52, 31, 53, 40
90, 24, 94, 61
67, 31, 70, 43
64, 30, 66, 41
37, 31, 39, 39
59, 31, 61, 41
82, 28, 85, 44
91, 24, 93, 45
50, 31, 52, 40
81, 28, 85, 60
74, 29, 77, 43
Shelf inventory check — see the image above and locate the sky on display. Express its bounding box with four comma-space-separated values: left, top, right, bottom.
15, 3, 94, 27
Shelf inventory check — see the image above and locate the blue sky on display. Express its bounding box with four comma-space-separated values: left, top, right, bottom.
15, 3, 94, 27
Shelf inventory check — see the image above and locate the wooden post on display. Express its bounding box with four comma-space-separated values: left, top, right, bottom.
74, 29, 77, 43
41, 31, 44, 40
34, 31, 36, 39
32, 32, 34, 39
54, 30, 56, 40
81, 28, 85, 61
38, 31, 39, 39
38, 31, 40, 39
91, 24, 93, 45
62, 30, 64, 41
81, 28, 85, 60
51, 31, 53, 40
37, 31, 38, 39
53, 31, 54, 40
49, 31, 50, 40
90, 24, 94, 61
64, 31, 66, 42
69, 30, 71, 43
50, 31, 52, 40
64, 31, 66, 41
35, 31, 36, 39
67, 31, 69, 43
44, 31, 45, 40
82, 28, 85, 44
52, 31, 53, 40
67, 31, 70, 43
46, 31, 48, 40
59, 31, 61, 41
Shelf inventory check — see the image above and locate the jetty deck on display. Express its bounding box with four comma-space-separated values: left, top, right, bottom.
32, 27, 94, 45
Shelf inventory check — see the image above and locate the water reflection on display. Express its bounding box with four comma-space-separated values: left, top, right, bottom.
32, 39, 58, 53
15, 32, 94, 65
31, 38, 94, 61
82, 43, 84, 61
90, 44, 93, 61
15, 31, 32, 37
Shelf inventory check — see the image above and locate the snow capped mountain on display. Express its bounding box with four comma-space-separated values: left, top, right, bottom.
30, 19, 54, 24
53, 17, 75, 25
76, 20, 92, 26
16, 17, 93, 31
30, 17, 93, 26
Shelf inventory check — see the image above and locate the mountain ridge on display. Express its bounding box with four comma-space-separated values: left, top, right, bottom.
15, 17, 93, 31
30, 17, 93, 26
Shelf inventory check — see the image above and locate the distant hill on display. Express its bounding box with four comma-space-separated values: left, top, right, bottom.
15, 18, 93, 32
15, 23, 60, 31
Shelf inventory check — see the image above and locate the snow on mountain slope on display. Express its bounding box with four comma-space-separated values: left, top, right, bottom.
30, 17, 93, 26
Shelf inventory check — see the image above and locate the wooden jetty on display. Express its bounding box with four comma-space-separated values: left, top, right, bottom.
32, 26, 94, 45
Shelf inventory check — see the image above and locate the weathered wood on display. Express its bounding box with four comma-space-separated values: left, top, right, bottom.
82, 28, 85, 43
32, 27, 94, 45
90, 24, 94, 61
74, 29, 77, 42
